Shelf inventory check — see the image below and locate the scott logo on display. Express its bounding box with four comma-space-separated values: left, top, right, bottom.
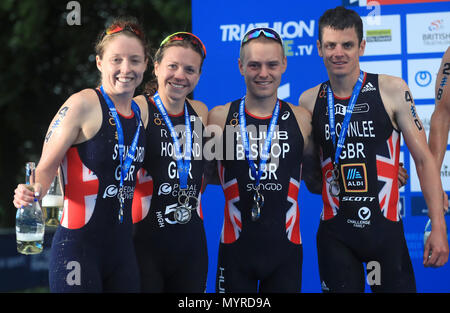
342, 196, 375, 202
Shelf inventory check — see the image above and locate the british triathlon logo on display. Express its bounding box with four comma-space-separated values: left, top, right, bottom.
341, 163, 368, 193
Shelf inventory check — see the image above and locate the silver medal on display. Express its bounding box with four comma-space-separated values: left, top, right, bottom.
251, 203, 260, 221
178, 190, 189, 206
174, 189, 199, 224
118, 207, 123, 222
326, 165, 340, 197
251, 189, 264, 221
328, 179, 340, 197
118, 187, 124, 222
174, 205, 192, 224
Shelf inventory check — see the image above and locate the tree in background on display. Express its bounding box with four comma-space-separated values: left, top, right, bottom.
0, 0, 191, 227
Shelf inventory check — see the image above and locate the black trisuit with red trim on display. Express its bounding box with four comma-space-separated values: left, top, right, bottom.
312, 72, 416, 292
216, 99, 304, 293
132, 96, 208, 293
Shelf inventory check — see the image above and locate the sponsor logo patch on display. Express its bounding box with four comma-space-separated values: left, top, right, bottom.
341, 163, 368, 193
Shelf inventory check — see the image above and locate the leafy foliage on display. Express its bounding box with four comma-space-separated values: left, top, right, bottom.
0, 0, 191, 227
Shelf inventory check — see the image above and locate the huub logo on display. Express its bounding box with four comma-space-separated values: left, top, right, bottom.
217, 267, 226, 293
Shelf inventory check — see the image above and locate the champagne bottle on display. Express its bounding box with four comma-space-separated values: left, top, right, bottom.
41, 174, 63, 227
15, 162, 45, 255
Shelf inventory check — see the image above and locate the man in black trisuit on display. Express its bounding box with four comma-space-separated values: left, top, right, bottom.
208, 28, 314, 293
299, 6, 449, 292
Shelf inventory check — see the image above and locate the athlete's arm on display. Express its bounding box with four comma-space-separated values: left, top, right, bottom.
189, 99, 213, 190
298, 87, 323, 194
430, 48, 450, 211
380, 75, 449, 267
133, 94, 149, 128
189, 99, 209, 126
13, 89, 101, 208
298, 85, 319, 115
429, 48, 450, 169
203, 103, 231, 186
398, 163, 409, 188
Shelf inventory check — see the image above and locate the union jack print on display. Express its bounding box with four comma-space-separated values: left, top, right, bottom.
285, 177, 301, 244
376, 130, 401, 221
218, 161, 241, 244
132, 168, 153, 223
60, 147, 99, 229
320, 155, 340, 220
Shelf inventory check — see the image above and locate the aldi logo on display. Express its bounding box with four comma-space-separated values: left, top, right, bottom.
341, 163, 368, 193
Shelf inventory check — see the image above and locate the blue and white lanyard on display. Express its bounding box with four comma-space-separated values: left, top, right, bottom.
238, 96, 280, 188
153, 92, 192, 190
100, 86, 142, 223
327, 70, 364, 167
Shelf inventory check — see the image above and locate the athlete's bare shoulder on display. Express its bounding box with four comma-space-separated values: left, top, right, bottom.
436, 47, 450, 109
379, 73, 419, 131
67, 88, 103, 143
68, 88, 99, 111
287, 102, 313, 142
133, 94, 149, 128
298, 83, 322, 114
287, 102, 312, 126
59, 88, 102, 127
443, 46, 450, 62
378, 74, 408, 95
378, 74, 409, 112
42, 88, 101, 147
188, 98, 209, 125
207, 102, 232, 131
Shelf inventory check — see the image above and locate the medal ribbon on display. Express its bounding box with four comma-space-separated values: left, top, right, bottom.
100, 86, 142, 223
153, 92, 192, 190
327, 70, 365, 167
238, 96, 280, 188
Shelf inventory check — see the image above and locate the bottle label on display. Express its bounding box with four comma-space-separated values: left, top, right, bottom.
16, 232, 44, 242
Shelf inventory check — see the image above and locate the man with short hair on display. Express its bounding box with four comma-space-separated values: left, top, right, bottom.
299, 6, 448, 292
208, 27, 314, 292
